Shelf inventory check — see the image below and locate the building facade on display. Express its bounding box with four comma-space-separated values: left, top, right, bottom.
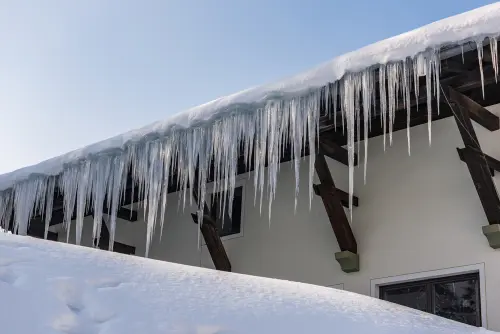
51, 103, 500, 330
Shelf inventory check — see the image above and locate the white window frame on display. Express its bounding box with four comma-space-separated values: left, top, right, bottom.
370, 263, 487, 328
202, 176, 246, 242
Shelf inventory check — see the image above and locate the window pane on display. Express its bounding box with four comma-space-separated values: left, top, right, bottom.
382, 284, 428, 312
212, 186, 243, 237
433, 279, 479, 326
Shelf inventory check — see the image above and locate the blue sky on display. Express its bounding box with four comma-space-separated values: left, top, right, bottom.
0, 0, 496, 174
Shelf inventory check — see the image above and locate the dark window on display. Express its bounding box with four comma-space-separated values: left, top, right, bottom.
379, 273, 481, 327
211, 186, 243, 237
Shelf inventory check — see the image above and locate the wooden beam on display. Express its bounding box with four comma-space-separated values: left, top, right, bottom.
313, 185, 358, 208
445, 86, 499, 131
315, 154, 357, 253
447, 86, 500, 225
191, 183, 231, 272
318, 136, 358, 166
457, 147, 498, 176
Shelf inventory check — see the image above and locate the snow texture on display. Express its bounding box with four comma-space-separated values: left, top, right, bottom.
0, 233, 495, 334
1, 3, 500, 255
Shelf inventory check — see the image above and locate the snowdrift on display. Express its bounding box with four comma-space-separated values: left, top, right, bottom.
0, 233, 494, 334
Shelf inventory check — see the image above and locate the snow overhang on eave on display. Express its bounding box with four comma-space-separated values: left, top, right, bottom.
0, 3, 500, 257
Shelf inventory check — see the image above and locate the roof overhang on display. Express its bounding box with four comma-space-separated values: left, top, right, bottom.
0, 3, 500, 257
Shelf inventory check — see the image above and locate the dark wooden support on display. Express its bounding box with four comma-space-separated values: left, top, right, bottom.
315, 154, 357, 253
447, 87, 500, 226
446, 85, 499, 131
318, 136, 358, 166
313, 185, 358, 208
315, 153, 358, 272
190, 184, 231, 272
93, 217, 136, 255
457, 147, 498, 176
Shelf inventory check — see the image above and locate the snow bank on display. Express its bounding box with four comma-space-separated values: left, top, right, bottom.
0, 233, 494, 334
1, 3, 500, 258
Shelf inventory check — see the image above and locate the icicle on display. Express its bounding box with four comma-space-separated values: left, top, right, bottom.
158, 137, 173, 241
59, 167, 80, 242
490, 37, 498, 83
425, 54, 433, 145
13, 178, 47, 235
332, 82, 338, 129
107, 154, 127, 253
402, 59, 412, 156
476, 40, 485, 99
387, 63, 401, 146
75, 161, 91, 245
90, 157, 111, 248
461, 44, 465, 63
44, 177, 56, 240
144, 140, 164, 257
0, 192, 12, 231
307, 92, 319, 210
361, 69, 373, 183
433, 49, 441, 116
291, 99, 303, 212
378, 65, 388, 151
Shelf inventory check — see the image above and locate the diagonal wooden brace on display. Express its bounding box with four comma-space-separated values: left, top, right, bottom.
191, 182, 232, 272
315, 153, 358, 272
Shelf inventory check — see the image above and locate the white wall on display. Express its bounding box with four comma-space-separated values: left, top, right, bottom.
55, 104, 500, 331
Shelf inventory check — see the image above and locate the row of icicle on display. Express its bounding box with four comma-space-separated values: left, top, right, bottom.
0, 37, 498, 257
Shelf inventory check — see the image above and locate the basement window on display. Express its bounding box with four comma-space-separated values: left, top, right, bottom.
210, 186, 243, 238
379, 273, 481, 327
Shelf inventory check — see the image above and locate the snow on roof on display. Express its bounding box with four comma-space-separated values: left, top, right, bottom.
0, 233, 494, 334
1, 3, 500, 256
1, 3, 499, 189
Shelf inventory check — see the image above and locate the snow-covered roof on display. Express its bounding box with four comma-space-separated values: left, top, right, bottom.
0, 233, 494, 334
1, 3, 500, 254
1, 3, 499, 190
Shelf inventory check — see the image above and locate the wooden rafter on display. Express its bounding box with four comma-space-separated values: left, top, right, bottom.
313, 185, 358, 208
457, 147, 498, 176
190, 183, 232, 272
446, 85, 499, 131
446, 86, 500, 225
318, 136, 358, 166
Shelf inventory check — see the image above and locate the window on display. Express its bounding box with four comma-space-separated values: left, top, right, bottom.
379, 273, 481, 327
210, 186, 243, 238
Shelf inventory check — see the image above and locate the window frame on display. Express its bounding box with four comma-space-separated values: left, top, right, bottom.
379, 273, 481, 326
203, 177, 246, 241
370, 264, 487, 328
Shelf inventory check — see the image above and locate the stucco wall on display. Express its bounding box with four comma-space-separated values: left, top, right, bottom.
56, 104, 500, 330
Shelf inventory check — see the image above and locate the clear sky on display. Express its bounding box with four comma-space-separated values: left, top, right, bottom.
0, 0, 496, 174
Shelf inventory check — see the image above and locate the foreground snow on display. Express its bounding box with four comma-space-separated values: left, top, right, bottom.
0, 233, 494, 334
